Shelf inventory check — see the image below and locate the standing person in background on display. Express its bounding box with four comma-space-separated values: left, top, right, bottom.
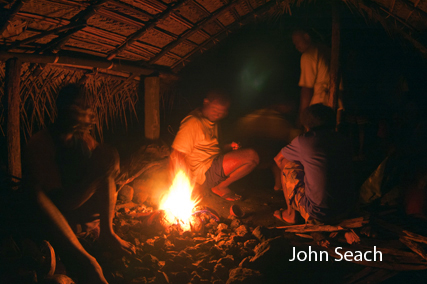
292, 29, 344, 128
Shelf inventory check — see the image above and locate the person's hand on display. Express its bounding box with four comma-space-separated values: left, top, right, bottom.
231, 142, 241, 150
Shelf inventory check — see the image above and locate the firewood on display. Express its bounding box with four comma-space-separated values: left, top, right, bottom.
345, 229, 361, 245
283, 224, 345, 233
399, 236, 427, 261
376, 219, 427, 246
329, 232, 339, 238
402, 230, 427, 245
295, 233, 313, 239
275, 217, 367, 232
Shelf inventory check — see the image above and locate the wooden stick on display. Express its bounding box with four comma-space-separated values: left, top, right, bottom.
284, 225, 345, 233
374, 218, 427, 245
275, 217, 367, 231
8, 22, 86, 50
400, 236, 427, 261
403, 230, 427, 245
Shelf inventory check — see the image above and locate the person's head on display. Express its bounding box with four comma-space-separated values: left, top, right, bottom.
202, 90, 231, 122
302, 104, 335, 130
292, 30, 312, 54
55, 83, 95, 134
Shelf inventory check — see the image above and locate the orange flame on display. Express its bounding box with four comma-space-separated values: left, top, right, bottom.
159, 170, 199, 230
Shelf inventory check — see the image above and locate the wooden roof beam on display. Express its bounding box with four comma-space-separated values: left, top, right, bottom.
361, 1, 427, 56
107, 0, 190, 60
8, 22, 86, 50
189, 0, 226, 31
243, 0, 254, 12
0, 50, 172, 76
16, 11, 71, 25
399, 0, 427, 21
0, 0, 29, 35
39, 0, 110, 54
230, 7, 241, 21
109, 0, 155, 20
148, 0, 239, 64
365, 0, 418, 31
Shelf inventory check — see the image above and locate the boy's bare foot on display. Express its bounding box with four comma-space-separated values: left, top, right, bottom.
211, 186, 242, 201
273, 185, 282, 191
274, 208, 297, 224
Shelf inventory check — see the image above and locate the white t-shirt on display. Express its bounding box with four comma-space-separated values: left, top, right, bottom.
299, 44, 343, 109
172, 109, 220, 185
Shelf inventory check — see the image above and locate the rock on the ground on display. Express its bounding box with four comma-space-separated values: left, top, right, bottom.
118, 185, 134, 202
226, 268, 262, 284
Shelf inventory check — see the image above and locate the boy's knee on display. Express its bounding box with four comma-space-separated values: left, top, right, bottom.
246, 148, 260, 165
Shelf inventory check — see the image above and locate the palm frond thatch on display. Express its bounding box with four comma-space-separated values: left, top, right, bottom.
0, 63, 139, 141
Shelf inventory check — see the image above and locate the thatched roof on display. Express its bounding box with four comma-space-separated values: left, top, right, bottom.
2, 0, 426, 77
0, 0, 284, 75
2, 0, 427, 140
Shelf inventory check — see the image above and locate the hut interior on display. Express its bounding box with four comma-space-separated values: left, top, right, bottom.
1, 0, 427, 283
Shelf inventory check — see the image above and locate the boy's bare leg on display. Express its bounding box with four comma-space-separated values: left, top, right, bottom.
274, 167, 297, 224
211, 148, 259, 197
272, 164, 282, 191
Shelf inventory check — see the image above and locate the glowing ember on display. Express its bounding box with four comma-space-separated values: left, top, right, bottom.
159, 170, 199, 230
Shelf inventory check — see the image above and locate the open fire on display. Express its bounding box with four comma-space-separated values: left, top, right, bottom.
159, 170, 200, 230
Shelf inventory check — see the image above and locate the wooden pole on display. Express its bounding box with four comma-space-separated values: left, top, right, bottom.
144, 76, 160, 140
329, 1, 341, 113
5, 58, 22, 180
